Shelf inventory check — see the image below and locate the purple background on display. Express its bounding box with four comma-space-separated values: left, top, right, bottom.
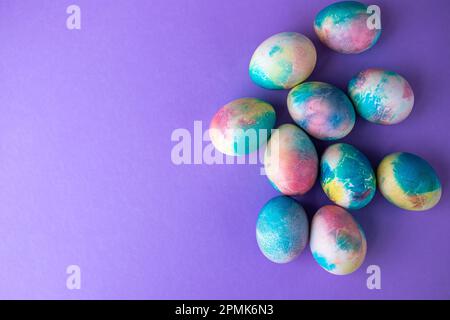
0, 0, 449, 299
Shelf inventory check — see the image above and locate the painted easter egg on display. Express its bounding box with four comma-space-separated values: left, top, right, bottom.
314, 1, 382, 54
287, 82, 356, 140
321, 143, 376, 209
348, 68, 414, 125
256, 196, 309, 263
249, 32, 317, 90
310, 205, 367, 275
264, 124, 318, 196
210, 98, 276, 156
377, 152, 442, 211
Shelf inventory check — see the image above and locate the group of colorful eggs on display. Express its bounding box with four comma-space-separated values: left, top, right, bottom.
210, 1, 442, 275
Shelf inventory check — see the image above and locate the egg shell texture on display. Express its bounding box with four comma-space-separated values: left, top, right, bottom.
256, 196, 309, 263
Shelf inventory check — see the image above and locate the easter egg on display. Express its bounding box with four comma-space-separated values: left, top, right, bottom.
321, 143, 376, 209
377, 152, 442, 211
310, 205, 367, 275
287, 82, 356, 140
249, 32, 317, 90
348, 68, 414, 125
256, 196, 309, 263
264, 124, 318, 196
314, 1, 382, 54
210, 98, 276, 156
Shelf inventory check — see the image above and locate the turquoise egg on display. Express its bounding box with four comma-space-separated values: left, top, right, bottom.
256, 196, 309, 263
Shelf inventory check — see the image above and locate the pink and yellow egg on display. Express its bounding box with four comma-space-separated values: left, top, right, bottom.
264, 124, 318, 196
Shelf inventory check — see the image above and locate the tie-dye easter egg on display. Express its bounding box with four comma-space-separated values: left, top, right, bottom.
249, 32, 317, 90
256, 196, 309, 263
287, 82, 356, 140
209, 98, 276, 156
321, 143, 376, 209
264, 124, 318, 196
377, 152, 442, 211
310, 205, 367, 275
348, 68, 414, 125
314, 1, 382, 54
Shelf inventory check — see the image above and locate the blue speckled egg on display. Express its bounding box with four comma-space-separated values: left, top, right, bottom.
256, 196, 309, 263
320, 143, 376, 210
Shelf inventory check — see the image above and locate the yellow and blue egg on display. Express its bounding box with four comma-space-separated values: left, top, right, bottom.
249, 32, 317, 90
378, 152, 441, 211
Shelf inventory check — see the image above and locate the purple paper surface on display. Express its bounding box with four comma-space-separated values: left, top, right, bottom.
0, 0, 449, 299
